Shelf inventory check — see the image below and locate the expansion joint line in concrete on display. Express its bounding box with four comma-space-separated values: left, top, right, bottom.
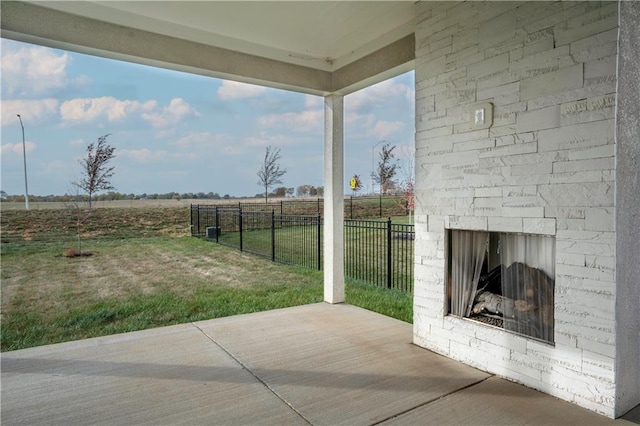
193, 323, 313, 426
370, 375, 495, 426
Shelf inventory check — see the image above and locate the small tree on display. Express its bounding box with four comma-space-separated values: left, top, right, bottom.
401, 181, 415, 224
296, 184, 312, 197
273, 186, 287, 197
397, 147, 415, 223
63, 186, 92, 257
372, 143, 398, 195
257, 146, 287, 203
75, 134, 116, 209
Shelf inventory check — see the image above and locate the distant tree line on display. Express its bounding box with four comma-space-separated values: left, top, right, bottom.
251, 185, 324, 199
1, 187, 328, 203
0, 191, 234, 203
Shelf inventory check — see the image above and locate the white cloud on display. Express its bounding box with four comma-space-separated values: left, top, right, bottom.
346, 79, 414, 113
1, 99, 59, 126
170, 151, 198, 161
174, 131, 227, 148
1, 42, 84, 97
220, 144, 246, 157
243, 132, 300, 148
1, 141, 36, 155
59, 97, 199, 132
258, 110, 323, 133
304, 94, 323, 109
373, 120, 404, 139
68, 138, 85, 147
119, 148, 169, 163
345, 112, 376, 133
142, 98, 199, 128
60, 97, 157, 124
154, 129, 176, 139
217, 80, 266, 100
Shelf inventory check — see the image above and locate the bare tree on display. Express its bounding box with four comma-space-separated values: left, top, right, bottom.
257, 146, 286, 203
372, 143, 398, 195
75, 134, 116, 209
397, 147, 415, 223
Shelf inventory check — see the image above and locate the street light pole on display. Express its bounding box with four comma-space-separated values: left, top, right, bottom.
17, 114, 30, 211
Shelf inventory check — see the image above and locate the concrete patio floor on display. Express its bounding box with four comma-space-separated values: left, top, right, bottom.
1, 303, 637, 425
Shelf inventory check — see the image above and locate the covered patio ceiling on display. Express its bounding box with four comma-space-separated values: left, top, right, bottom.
1, 1, 416, 95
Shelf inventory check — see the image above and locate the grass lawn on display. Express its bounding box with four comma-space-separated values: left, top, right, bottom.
1, 208, 412, 351
218, 217, 414, 292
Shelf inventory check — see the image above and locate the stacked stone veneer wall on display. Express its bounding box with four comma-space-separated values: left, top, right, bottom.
412, 1, 626, 417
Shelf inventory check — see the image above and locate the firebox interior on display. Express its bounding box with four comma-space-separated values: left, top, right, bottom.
447, 230, 555, 344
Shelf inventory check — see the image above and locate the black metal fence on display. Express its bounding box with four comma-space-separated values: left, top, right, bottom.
344, 219, 414, 292
190, 205, 414, 293
190, 195, 408, 221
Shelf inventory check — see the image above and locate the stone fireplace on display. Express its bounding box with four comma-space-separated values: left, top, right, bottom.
412, 1, 639, 419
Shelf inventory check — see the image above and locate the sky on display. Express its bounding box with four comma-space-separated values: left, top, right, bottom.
1, 38, 415, 198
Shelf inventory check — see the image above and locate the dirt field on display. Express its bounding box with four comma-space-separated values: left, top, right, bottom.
1, 206, 192, 244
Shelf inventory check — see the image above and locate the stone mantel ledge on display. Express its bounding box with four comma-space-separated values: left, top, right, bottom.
444, 215, 556, 236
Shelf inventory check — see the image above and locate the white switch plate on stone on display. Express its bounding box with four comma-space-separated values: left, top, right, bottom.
470, 102, 493, 130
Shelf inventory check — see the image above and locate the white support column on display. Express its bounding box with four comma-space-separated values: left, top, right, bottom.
323, 94, 345, 304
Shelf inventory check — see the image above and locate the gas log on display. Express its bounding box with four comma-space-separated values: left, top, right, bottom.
471, 263, 554, 330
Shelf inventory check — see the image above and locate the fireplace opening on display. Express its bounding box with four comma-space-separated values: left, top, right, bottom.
447, 230, 555, 344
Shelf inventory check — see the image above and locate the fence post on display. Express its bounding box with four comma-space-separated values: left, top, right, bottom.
196, 204, 201, 236
350, 196, 353, 219
379, 194, 383, 218
239, 207, 243, 252
215, 206, 219, 243
280, 200, 284, 215
271, 210, 276, 262
317, 198, 321, 215
317, 213, 322, 270
386, 217, 392, 289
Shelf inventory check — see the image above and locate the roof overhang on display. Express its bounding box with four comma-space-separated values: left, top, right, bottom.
1, 1, 416, 95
